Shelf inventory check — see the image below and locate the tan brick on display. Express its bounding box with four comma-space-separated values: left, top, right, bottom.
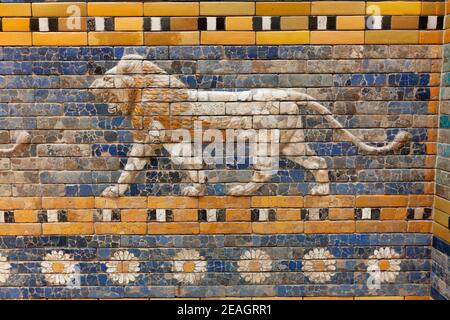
148, 222, 199, 234
199, 196, 250, 209
407, 221, 432, 233
0, 197, 41, 210
311, 31, 364, 44
380, 208, 407, 220
173, 209, 198, 222
95, 197, 147, 209
256, 2, 310, 15
435, 196, 450, 214
312, 1, 365, 15
365, 31, 419, 44
95, 222, 147, 234
0, 223, 41, 235
256, 31, 308, 45
305, 196, 354, 208
276, 209, 301, 221
0, 3, 31, 16
89, 32, 143, 46
434, 209, 449, 228
148, 196, 198, 209
32, 2, 87, 17
88, 2, 143, 16
433, 222, 450, 243
252, 221, 304, 234
356, 221, 407, 233
67, 209, 94, 222
226, 209, 251, 221
12, 210, 37, 223
328, 208, 355, 220
305, 221, 355, 233
33, 32, 87, 46
144, 2, 199, 16
120, 209, 148, 222
43, 223, 94, 235
200, 2, 254, 16
251, 196, 303, 208
43, 197, 94, 209
200, 222, 251, 234
408, 195, 434, 207
202, 31, 255, 45
356, 195, 408, 207
226, 17, 253, 31
280, 16, 309, 30
145, 32, 199, 45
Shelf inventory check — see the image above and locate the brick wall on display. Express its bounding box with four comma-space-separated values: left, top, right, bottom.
0, 1, 447, 299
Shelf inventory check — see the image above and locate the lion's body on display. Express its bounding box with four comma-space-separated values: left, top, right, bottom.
90, 55, 411, 198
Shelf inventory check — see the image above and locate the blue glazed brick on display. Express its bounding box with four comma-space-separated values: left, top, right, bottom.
169, 46, 223, 60
114, 46, 169, 60
387, 101, 428, 114
224, 46, 257, 59
440, 115, 450, 129
388, 73, 430, 86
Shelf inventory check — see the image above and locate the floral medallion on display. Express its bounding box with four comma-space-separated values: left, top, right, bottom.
237, 249, 272, 284
302, 248, 336, 283
173, 249, 207, 284
41, 250, 77, 285
106, 250, 140, 285
367, 247, 401, 283
0, 253, 11, 284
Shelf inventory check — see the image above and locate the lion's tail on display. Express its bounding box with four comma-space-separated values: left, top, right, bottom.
294, 93, 411, 154
0, 131, 31, 156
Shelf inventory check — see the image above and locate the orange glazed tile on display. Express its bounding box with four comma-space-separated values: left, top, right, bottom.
58, 17, 87, 31
88, 2, 143, 16
328, 208, 355, 220
433, 222, 450, 243
312, 1, 366, 15
407, 221, 432, 233
251, 196, 303, 208
226, 17, 253, 31
200, 222, 252, 234
200, 2, 254, 16
148, 222, 199, 234
43, 223, 94, 235
356, 195, 408, 207
171, 17, 199, 31
115, 17, 143, 31
420, 31, 443, 44
42, 196, 94, 209
355, 221, 407, 233
252, 221, 304, 234
421, 2, 445, 15
390, 16, 419, 30
202, 31, 255, 45
32, 2, 87, 17
434, 209, 449, 228
95, 197, 147, 209
1, 18, 30, 32
13, 210, 38, 223
365, 31, 419, 44
148, 196, 198, 209
120, 209, 148, 222
145, 31, 199, 45
0, 224, 41, 236
0, 197, 41, 209
435, 196, 450, 214
405, 296, 430, 300
408, 195, 434, 207
256, 2, 311, 16
226, 209, 251, 221
0, 32, 32, 45
336, 16, 365, 30
144, 2, 199, 16
67, 209, 94, 222
311, 31, 364, 44
305, 196, 354, 208
304, 221, 355, 233
89, 32, 143, 45
172, 209, 198, 222
0, 3, 31, 17
256, 31, 308, 45
380, 208, 407, 220
33, 32, 87, 46
199, 196, 250, 208
95, 223, 147, 235
280, 16, 309, 30
366, 2, 421, 15
276, 209, 301, 221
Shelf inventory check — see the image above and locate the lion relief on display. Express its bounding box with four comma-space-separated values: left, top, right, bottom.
89, 54, 411, 198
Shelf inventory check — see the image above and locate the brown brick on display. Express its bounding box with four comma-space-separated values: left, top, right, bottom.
43, 223, 93, 235
200, 222, 251, 234
95, 223, 146, 234
226, 209, 251, 221
13, 210, 38, 223
120, 209, 148, 222
148, 222, 199, 234
304, 221, 355, 233
148, 196, 198, 209
171, 17, 199, 31
0, 223, 41, 235
356, 221, 407, 233
173, 209, 198, 222
199, 196, 250, 209
305, 195, 354, 208
276, 209, 301, 221
356, 195, 408, 207
0, 197, 41, 209
95, 197, 147, 209
380, 208, 407, 220
407, 221, 432, 233
252, 221, 304, 234
251, 196, 303, 208
328, 208, 355, 220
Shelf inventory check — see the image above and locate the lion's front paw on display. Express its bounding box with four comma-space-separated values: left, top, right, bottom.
311, 184, 330, 195
181, 185, 202, 196
102, 186, 120, 198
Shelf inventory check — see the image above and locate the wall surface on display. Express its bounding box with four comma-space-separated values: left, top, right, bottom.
0, 0, 447, 299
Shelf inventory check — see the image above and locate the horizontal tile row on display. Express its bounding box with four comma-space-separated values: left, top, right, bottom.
0, 16, 444, 32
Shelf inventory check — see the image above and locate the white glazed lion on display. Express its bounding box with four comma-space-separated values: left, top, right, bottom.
90, 54, 411, 198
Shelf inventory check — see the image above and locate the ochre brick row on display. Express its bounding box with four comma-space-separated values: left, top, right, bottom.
0, 2, 445, 17
0, 220, 432, 235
